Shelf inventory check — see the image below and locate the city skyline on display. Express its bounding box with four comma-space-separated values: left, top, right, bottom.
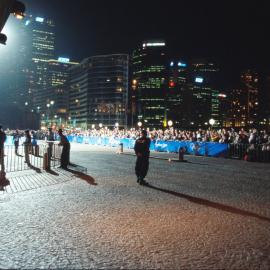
20, 0, 270, 78
0, 0, 269, 129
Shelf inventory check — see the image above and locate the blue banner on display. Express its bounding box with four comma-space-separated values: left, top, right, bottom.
5, 135, 228, 157
64, 135, 229, 157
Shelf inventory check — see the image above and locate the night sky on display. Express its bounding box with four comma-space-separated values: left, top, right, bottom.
22, 0, 270, 84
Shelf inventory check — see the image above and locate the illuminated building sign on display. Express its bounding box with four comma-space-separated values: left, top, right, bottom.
58, 57, 70, 63
178, 62, 187, 67
195, 77, 204, 83
143, 42, 166, 47
35, 17, 44, 23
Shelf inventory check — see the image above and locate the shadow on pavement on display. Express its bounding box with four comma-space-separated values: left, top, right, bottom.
65, 168, 97, 186
28, 164, 42, 174
46, 169, 59, 176
0, 177, 10, 191
146, 184, 270, 223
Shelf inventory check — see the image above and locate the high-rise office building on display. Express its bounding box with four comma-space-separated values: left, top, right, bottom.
69, 54, 129, 129
38, 58, 79, 127
226, 70, 259, 128
166, 59, 188, 127
132, 41, 167, 127
185, 60, 220, 127
27, 16, 56, 110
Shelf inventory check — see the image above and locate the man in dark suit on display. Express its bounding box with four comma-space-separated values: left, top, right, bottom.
134, 130, 151, 185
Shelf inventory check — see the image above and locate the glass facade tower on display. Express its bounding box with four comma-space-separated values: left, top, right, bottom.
69, 54, 129, 129
132, 41, 167, 127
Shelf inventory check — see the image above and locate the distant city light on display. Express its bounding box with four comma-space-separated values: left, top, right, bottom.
169, 81, 175, 87
58, 57, 70, 63
35, 17, 44, 23
143, 42, 166, 47
170, 61, 174, 67
218, 94, 227, 98
209, 119, 215, 126
195, 77, 204, 83
178, 62, 187, 67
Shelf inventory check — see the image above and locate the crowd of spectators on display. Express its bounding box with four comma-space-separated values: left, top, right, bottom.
4, 127, 270, 146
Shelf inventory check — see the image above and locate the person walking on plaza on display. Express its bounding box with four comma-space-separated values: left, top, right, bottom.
13, 129, 21, 155
58, 129, 70, 169
0, 125, 7, 176
134, 129, 151, 185
24, 130, 31, 165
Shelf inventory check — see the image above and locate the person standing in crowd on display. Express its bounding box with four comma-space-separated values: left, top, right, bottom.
48, 128, 55, 141
24, 130, 31, 165
31, 130, 38, 156
47, 127, 55, 160
0, 125, 7, 175
134, 129, 151, 185
58, 129, 70, 169
13, 129, 21, 155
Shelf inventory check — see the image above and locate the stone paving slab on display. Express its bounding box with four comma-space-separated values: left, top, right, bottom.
0, 144, 269, 269
1, 169, 75, 194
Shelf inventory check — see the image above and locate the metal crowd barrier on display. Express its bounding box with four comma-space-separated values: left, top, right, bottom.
1, 142, 62, 173
228, 144, 270, 162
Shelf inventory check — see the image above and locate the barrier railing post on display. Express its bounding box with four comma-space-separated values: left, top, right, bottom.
119, 143, 123, 154
178, 147, 185, 162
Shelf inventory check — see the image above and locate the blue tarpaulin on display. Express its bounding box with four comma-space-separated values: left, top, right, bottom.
65, 136, 229, 157
5, 135, 229, 157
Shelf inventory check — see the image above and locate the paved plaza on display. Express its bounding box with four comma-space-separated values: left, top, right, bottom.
0, 144, 270, 269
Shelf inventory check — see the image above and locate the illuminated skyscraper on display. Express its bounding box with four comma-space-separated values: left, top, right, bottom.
166, 60, 188, 127
38, 58, 79, 127
69, 54, 129, 129
186, 60, 221, 128
27, 16, 56, 109
132, 41, 167, 127
227, 70, 259, 127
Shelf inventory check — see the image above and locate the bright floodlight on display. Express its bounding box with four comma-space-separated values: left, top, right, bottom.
168, 120, 173, 127
209, 119, 215, 126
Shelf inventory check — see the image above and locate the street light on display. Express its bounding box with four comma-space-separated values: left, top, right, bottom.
50, 100, 55, 105
209, 119, 215, 126
115, 122, 119, 128
99, 123, 103, 128
168, 120, 173, 127
91, 124, 95, 129
137, 122, 142, 128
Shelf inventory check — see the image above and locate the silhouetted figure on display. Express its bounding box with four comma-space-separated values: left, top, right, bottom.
58, 129, 70, 169
24, 130, 31, 165
0, 125, 7, 178
31, 130, 38, 156
134, 130, 151, 185
47, 127, 55, 160
13, 129, 21, 155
